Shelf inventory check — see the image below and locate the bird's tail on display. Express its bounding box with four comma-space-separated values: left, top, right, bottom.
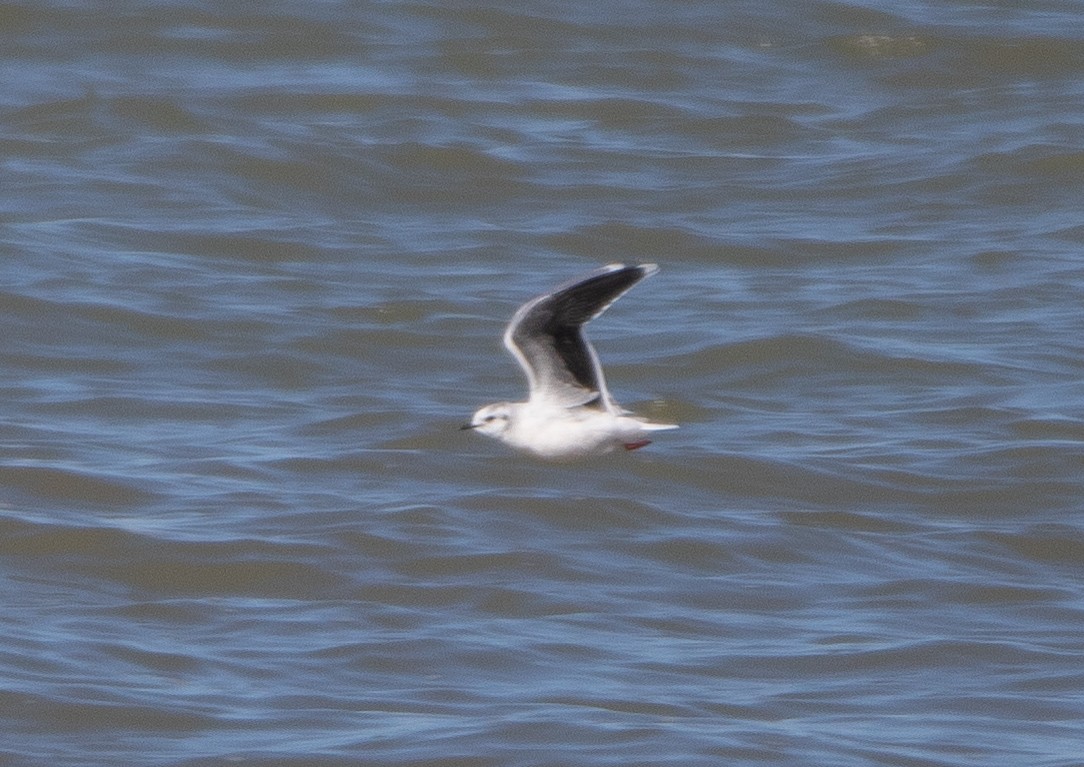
639, 420, 678, 431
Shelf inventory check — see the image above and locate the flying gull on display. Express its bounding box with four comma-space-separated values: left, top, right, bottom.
462, 263, 677, 459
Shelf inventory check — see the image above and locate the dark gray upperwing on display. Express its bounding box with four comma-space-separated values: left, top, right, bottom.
505, 264, 656, 410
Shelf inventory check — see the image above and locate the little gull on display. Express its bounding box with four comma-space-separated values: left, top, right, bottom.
463, 263, 677, 459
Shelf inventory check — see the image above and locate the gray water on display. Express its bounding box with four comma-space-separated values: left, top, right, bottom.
3, 1, 1084, 765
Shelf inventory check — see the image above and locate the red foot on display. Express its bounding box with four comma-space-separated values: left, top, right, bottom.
623, 439, 652, 451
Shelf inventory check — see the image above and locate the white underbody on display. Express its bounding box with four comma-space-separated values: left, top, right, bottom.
497, 401, 676, 459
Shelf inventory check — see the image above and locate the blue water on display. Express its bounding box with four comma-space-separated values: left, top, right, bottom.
3, 1, 1084, 765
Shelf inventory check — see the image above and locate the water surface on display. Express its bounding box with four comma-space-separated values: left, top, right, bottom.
3, 1, 1084, 765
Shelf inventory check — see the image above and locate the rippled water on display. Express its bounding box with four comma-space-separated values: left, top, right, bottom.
3, 1, 1084, 765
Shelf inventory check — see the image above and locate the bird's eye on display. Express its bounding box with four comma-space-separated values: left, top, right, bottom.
484, 415, 496, 422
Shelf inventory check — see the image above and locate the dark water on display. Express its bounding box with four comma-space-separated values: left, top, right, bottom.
3, 1, 1084, 765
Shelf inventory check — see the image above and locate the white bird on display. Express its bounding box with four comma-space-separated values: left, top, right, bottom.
463, 263, 677, 459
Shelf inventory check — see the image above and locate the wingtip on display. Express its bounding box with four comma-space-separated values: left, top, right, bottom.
600, 262, 658, 274
601, 262, 658, 271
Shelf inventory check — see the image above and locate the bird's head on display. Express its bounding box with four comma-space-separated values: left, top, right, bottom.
461, 402, 513, 439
